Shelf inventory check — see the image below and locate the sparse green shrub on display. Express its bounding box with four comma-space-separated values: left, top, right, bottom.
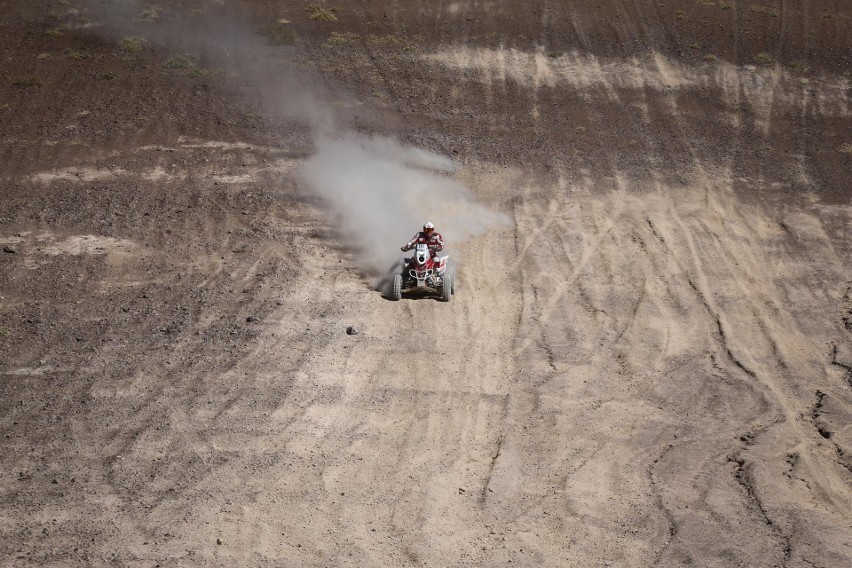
323, 31, 359, 47
36, 53, 51, 60
102, 71, 118, 80
189, 67, 218, 78
164, 54, 193, 69
788, 62, 809, 73
719, 2, 732, 9
0, 327, 8, 338
45, 28, 62, 37
64, 48, 87, 60
367, 34, 405, 46
119, 36, 147, 52
704, 53, 719, 62
754, 52, 775, 66
839, 143, 852, 154
141, 5, 161, 22
305, 4, 337, 22
13, 76, 42, 87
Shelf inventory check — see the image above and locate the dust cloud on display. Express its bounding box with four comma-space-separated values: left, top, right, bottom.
82, 0, 338, 132
300, 133, 510, 278
83, 0, 509, 280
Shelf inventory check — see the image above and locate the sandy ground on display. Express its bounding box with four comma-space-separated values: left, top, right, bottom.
1, 1, 851, 567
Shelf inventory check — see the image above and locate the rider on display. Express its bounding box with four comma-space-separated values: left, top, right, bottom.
401, 221, 444, 261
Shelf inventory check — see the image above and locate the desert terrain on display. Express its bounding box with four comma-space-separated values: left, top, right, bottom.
1, 1, 850, 566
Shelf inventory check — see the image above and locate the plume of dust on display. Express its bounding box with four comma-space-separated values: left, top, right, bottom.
299, 134, 510, 285
81, 0, 341, 134
83, 1, 510, 286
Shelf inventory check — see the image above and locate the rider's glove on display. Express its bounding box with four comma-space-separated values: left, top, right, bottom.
400, 246, 407, 252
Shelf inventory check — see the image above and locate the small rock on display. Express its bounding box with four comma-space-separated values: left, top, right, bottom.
216, 538, 222, 545
345, 326, 358, 336
246, 316, 258, 323
2, 246, 16, 254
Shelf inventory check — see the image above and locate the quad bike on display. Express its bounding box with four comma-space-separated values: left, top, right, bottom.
391, 242, 455, 302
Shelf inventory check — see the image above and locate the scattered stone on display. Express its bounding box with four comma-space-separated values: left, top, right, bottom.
3, 246, 16, 253
246, 316, 258, 323
216, 538, 222, 545
346, 326, 358, 336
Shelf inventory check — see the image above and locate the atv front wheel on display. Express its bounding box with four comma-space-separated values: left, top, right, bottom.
440, 270, 454, 302
391, 273, 403, 301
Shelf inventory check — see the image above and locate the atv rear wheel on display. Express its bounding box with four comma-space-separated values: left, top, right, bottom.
391, 273, 403, 301
440, 270, 454, 302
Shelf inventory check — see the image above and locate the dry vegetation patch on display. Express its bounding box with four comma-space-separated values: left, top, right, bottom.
323, 31, 359, 47
141, 5, 161, 22
64, 48, 87, 60
753, 52, 775, 66
12, 76, 42, 87
164, 54, 193, 69
306, 4, 337, 22
119, 36, 147, 52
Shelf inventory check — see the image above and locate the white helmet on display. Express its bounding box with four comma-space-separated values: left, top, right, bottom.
423, 221, 435, 235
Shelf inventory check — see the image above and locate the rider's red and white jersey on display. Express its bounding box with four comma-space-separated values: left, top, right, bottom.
404, 231, 444, 254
